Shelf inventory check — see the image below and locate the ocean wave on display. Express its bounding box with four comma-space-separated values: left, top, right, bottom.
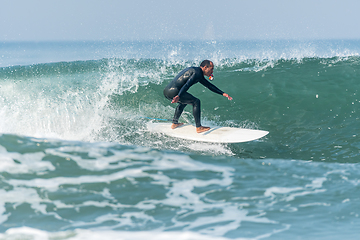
1, 53, 360, 161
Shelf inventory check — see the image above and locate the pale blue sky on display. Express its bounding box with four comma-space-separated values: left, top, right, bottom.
1, 0, 359, 41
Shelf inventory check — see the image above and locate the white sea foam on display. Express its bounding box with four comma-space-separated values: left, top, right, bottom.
1, 147, 283, 238
0, 145, 53, 174
0, 227, 235, 240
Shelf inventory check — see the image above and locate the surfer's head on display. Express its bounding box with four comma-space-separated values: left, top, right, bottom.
200, 60, 214, 77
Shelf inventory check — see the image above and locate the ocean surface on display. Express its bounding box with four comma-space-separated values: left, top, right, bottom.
0, 40, 359, 239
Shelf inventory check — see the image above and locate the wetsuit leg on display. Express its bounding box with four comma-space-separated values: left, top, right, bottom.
175, 92, 201, 127
173, 103, 187, 124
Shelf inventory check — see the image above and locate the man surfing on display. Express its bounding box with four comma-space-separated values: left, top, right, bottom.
163, 60, 233, 133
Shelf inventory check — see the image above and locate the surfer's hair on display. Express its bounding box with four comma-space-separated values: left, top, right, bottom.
200, 60, 212, 68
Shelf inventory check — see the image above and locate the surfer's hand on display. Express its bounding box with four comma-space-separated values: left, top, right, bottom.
223, 93, 233, 100
171, 95, 180, 103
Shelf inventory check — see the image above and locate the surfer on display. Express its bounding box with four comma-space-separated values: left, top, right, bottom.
163, 60, 233, 133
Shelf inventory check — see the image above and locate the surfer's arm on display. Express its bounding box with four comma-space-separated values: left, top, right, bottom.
200, 78, 232, 100
171, 69, 196, 104
178, 73, 196, 97
200, 78, 224, 95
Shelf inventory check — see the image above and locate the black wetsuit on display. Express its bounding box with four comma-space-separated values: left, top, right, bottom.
163, 67, 224, 127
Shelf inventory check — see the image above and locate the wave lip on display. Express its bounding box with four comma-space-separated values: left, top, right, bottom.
2, 39, 360, 67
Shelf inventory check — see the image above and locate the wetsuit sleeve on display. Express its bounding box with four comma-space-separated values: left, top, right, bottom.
178, 72, 197, 97
200, 78, 224, 95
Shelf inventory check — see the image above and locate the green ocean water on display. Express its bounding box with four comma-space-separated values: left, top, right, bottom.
0, 40, 359, 239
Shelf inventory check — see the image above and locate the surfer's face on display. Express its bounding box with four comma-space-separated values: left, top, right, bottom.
201, 62, 214, 77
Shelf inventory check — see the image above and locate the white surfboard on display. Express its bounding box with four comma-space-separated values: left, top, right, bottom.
147, 122, 269, 143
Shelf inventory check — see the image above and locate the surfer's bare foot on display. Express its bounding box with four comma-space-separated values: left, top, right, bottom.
196, 126, 210, 133
171, 123, 184, 129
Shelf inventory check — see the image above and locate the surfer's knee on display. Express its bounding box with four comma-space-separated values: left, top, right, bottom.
193, 98, 200, 107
